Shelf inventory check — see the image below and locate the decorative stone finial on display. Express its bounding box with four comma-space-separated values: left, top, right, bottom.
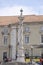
18, 9, 24, 21
20, 9, 23, 16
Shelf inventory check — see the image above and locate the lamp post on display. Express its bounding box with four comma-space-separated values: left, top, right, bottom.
17, 9, 25, 62
31, 46, 33, 64
9, 44, 12, 59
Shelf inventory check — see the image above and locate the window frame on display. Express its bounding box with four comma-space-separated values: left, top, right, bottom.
41, 35, 43, 43
2, 26, 9, 35
24, 26, 30, 32
24, 35, 29, 43
4, 35, 8, 45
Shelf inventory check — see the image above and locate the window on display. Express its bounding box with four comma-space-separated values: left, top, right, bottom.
24, 35, 29, 43
25, 26, 30, 32
4, 36, 8, 45
2, 26, 8, 35
3, 52, 7, 57
40, 26, 43, 32
41, 35, 43, 43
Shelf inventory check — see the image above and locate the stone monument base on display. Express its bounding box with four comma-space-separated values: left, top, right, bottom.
17, 56, 25, 62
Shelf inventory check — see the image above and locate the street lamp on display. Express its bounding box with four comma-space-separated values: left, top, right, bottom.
31, 46, 33, 64
9, 44, 12, 59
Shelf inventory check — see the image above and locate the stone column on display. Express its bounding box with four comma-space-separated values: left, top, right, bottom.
17, 9, 25, 62
10, 26, 17, 60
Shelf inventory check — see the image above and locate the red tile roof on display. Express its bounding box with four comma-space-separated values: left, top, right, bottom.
0, 15, 43, 25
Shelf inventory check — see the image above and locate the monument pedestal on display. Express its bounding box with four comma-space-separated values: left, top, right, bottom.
17, 47, 25, 62
17, 56, 25, 62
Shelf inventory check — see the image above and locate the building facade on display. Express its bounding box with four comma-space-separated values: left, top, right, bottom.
0, 15, 43, 61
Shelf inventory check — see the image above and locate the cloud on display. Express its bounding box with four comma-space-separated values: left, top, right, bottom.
0, 5, 39, 16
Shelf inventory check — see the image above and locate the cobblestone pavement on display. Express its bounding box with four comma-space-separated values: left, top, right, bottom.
0, 62, 32, 65
0, 61, 40, 65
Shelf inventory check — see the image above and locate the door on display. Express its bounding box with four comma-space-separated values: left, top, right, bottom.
3, 52, 7, 60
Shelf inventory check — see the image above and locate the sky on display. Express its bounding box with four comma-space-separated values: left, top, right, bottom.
0, 0, 43, 16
